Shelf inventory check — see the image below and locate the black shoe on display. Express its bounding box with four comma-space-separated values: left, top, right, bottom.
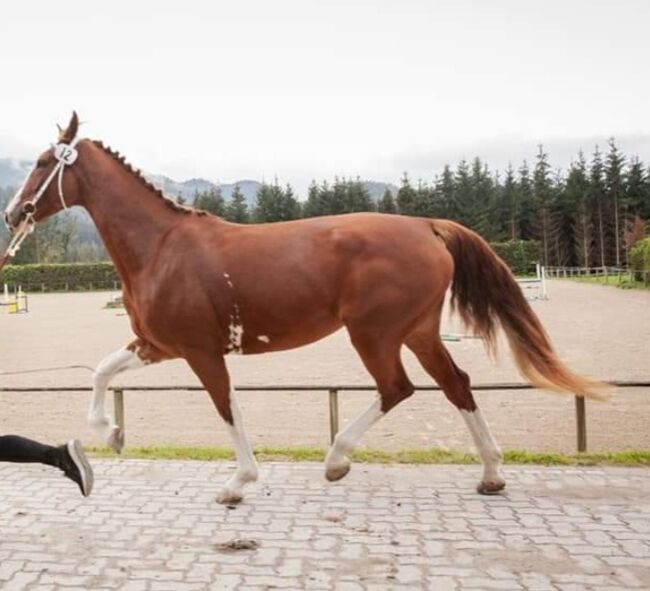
59, 439, 94, 497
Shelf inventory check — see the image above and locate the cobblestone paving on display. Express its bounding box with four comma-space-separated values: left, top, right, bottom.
0, 460, 649, 590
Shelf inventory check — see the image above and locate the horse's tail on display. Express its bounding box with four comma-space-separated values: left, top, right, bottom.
431, 219, 606, 400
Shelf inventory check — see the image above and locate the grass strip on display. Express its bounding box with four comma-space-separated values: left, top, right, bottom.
567, 275, 650, 290
86, 445, 650, 466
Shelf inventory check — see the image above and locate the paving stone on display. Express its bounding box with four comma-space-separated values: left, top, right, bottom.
0, 461, 649, 590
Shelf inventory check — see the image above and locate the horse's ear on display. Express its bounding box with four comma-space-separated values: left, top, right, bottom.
58, 111, 79, 144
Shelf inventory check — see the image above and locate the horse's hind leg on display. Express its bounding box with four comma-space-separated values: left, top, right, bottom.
406, 329, 505, 494
89, 339, 165, 453
325, 330, 414, 481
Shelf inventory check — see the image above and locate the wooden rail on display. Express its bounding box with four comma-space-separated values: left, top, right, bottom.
2, 381, 648, 452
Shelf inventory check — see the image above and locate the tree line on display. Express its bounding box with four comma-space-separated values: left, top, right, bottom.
2, 139, 649, 267
191, 140, 649, 268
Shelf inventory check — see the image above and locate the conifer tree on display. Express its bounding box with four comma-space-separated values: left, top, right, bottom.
552, 169, 574, 266
517, 161, 535, 240
414, 180, 433, 217
377, 188, 397, 214
626, 158, 649, 220
566, 153, 593, 266
533, 145, 555, 266
436, 165, 455, 220
225, 184, 249, 223
454, 160, 473, 227
303, 181, 324, 218
589, 147, 608, 267
502, 165, 518, 239
396, 173, 417, 215
194, 186, 225, 217
346, 178, 375, 212
605, 138, 625, 266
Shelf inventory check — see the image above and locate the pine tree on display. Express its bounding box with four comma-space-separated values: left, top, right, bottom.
533, 145, 555, 266
252, 183, 276, 222
552, 169, 574, 266
346, 178, 375, 212
471, 158, 498, 238
284, 184, 302, 219
517, 161, 535, 240
330, 177, 348, 215
318, 181, 335, 216
194, 186, 225, 216
605, 138, 625, 266
303, 181, 324, 218
502, 164, 518, 239
454, 160, 473, 227
566, 153, 593, 267
377, 188, 397, 214
225, 184, 249, 223
396, 173, 417, 215
253, 182, 301, 222
414, 180, 433, 217
589, 147, 608, 267
436, 165, 455, 220
626, 158, 649, 221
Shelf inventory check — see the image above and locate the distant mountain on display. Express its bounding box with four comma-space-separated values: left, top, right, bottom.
0, 158, 397, 204
0, 158, 32, 189
147, 175, 262, 206
362, 181, 398, 200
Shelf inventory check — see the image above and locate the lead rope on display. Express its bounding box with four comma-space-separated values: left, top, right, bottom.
0, 364, 96, 376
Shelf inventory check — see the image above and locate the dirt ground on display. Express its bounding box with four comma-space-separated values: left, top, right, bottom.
1, 280, 648, 453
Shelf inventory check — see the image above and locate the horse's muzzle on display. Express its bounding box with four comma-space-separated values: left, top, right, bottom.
4, 202, 34, 232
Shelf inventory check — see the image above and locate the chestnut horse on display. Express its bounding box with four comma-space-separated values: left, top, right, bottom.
3, 114, 601, 503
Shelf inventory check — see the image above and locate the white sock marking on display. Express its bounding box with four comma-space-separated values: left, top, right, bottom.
219, 390, 258, 501
461, 408, 503, 483
325, 398, 384, 471
89, 347, 146, 442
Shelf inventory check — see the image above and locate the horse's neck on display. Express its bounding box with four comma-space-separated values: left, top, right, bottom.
82, 163, 179, 281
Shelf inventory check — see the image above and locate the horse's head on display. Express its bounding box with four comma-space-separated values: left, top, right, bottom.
4, 112, 84, 232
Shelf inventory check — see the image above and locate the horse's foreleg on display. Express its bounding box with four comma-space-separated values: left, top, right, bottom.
185, 352, 258, 504
89, 341, 153, 453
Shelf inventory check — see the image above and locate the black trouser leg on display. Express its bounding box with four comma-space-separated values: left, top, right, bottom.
0, 435, 61, 468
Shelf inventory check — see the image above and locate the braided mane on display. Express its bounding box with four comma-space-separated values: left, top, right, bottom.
91, 140, 207, 216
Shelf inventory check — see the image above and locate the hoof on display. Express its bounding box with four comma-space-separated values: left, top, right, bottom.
477, 479, 506, 495
325, 458, 351, 482
107, 426, 125, 454
216, 489, 244, 505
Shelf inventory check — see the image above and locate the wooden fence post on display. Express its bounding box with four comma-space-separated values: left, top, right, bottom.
328, 388, 339, 445
575, 396, 587, 452
114, 389, 125, 430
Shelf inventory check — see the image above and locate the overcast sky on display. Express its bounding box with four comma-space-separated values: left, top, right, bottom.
1, 0, 649, 194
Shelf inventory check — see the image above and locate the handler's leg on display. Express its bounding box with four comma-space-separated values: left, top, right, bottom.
0, 435, 93, 496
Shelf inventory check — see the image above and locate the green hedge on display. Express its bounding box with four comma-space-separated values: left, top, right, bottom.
489, 240, 542, 276
630, 237, 650, 281
0, 239, 542, 292
0, 262, 119, 292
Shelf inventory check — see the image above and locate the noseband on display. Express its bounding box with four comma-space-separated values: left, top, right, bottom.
1, 137, 81, 268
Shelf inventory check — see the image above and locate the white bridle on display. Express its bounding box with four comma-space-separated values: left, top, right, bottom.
3, 136, 82, 260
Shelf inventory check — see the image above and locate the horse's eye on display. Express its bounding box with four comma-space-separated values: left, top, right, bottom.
36, 158, 47, 168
